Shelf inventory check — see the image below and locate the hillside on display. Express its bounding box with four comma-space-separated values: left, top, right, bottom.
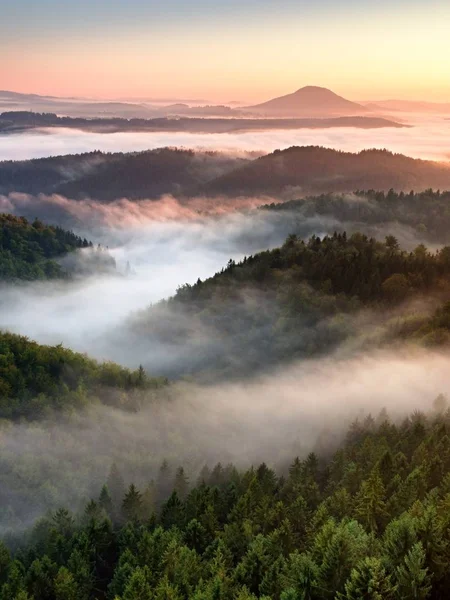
0, 330, 167, 420
3, 402, 450, 599
129, 232, 450, 379
3, 146, 448, 204
0, 148, 249, 201
204, 146, 450, 197
0, 214, 92, 280
262, 189, 450, 245
246, 85, 369, 117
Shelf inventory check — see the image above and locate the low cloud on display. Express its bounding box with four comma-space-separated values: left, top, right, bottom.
0, 112, 449, 162
1, 348, 448, 531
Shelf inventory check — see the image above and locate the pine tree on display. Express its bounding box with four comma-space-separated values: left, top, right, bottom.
174, 467, 189, 500
141, 481, 156, 521
122, 484, 143, 522
0, 541, 10, 585
54, 567, 79, 600
122, 567, 153, 600
395, 542, 431, 600
338, 557, 396, 599
161, 492, 184, 529
98, 485, 113, 517
107, 463, 125, 517
157, 459, 172, 504
354, 468, 388, 533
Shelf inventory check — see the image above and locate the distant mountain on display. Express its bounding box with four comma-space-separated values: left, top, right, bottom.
204, 146, 450, 197
245, 86, 369, 117
0, 90, 158, 118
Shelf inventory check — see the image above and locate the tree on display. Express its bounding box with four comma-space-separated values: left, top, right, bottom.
122, 567, 153, 600
107, 463, 125, 517
381, 273, 409, 302
354, 469, 388, 533
99, 485, 113, 517
54, 567, 79, 600
122, 485, 143, 522
161, 492, 185, 529
395, 542, 431, 600
338, 557, 396, 599
0, 541, 10, 585
174, 467, 189, 500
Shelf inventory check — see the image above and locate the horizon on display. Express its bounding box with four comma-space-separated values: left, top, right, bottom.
1, 0, 449, 103
2, 84, 450, 107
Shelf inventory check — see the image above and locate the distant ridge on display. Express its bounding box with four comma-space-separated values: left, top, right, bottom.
245, 85, 369, 117
203, 146, 450, 197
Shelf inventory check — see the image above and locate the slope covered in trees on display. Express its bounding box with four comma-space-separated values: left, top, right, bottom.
204, 147, 450, 198
0, 149, 249, 201
0, 331, 167, 420
0, 214, 91, 280
2, 147, 450, 203
131, 232, 450, 378
262, 189, 450, 245
2, 402, 450, 599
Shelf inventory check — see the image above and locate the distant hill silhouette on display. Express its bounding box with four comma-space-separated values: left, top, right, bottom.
0, 110, 402, 134
204, 146, 450, 197
245, 86, 369, 117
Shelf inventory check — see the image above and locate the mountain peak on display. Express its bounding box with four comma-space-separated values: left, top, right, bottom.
246, 86, 368, 117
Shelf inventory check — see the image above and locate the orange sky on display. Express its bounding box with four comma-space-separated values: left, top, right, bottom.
1, 1, 449, 103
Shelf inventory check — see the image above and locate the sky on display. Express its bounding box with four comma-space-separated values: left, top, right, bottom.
1, 0, 449, 103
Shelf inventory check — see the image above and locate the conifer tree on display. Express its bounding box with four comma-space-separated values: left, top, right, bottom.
395, 542, 431, 600
122, 485, 143, 522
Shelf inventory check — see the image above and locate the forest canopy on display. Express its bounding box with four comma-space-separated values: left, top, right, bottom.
2, 402, 450, 599
130, 231, 450, 379
0, 331, 167, 420
0, 214, 91, 280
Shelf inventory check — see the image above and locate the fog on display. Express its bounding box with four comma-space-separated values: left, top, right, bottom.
0, 201, 288, 358
1, 116, 450, 534
1, 112, 450, 161
1, 347, 449, 532
0, 192, 434, 371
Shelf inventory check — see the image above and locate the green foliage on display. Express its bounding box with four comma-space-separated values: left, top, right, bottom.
2, 406, 450, 599
0, 213, 91, 280
0, 331, 167, 419
137, 231, 450, 378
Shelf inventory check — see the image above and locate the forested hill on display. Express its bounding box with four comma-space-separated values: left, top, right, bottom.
3, 147, 450, 203
203, 147, 450, 197
261, 189, 450, 245
3, 402, 450, 600
0, 148, 249, 201
131, 233, 450, 378
0, 331, 167, 420
0, 214, 91, 280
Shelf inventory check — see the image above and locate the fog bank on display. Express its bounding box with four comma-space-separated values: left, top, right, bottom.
1, 113, 449, 161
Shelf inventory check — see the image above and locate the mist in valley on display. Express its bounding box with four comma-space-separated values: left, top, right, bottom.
1, 111, 450, 161
1, 347, 448, 533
